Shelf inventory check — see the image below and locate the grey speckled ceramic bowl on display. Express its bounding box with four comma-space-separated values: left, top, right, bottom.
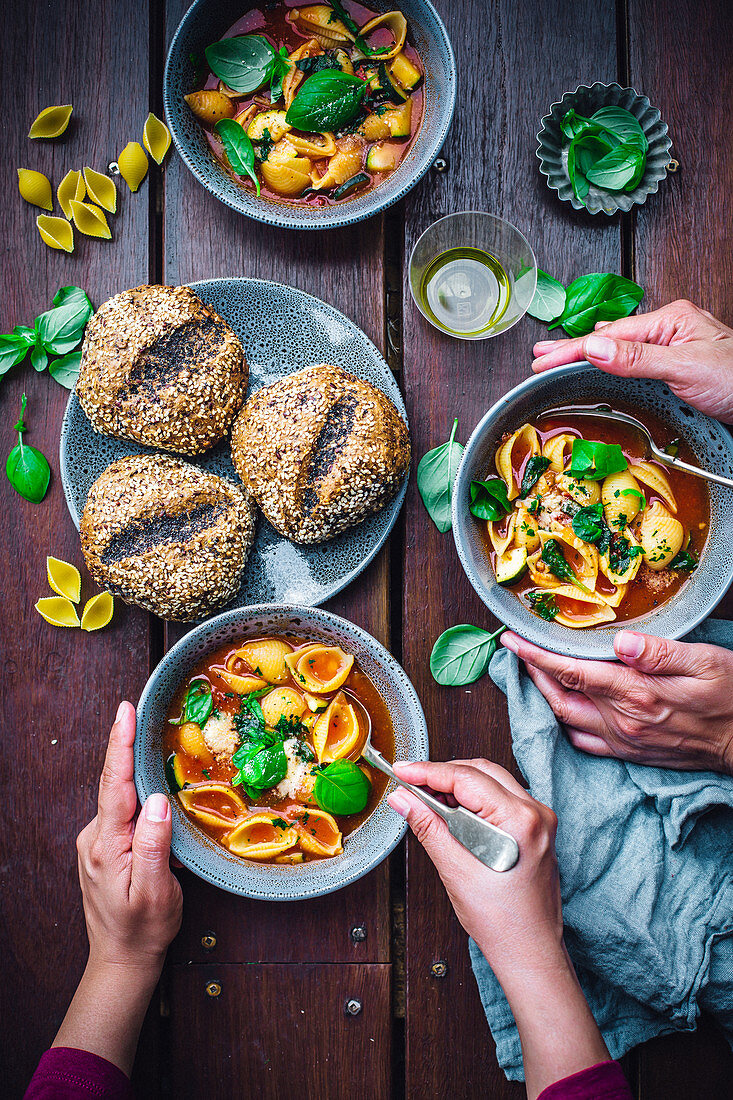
164, 0, 456, 229
537, 82, 672, 215
452, 363, 733, 661
135, 604, 428, 899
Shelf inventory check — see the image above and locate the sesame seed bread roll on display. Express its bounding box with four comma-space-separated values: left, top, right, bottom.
77, 284, 247, 456
81, 454, 256, 621
230, 363, 410, 545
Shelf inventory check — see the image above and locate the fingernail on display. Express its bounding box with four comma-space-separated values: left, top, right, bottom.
393, 759, 412, 770
388, 792, 411, 818
115, 701, 127, 723
501, 634, 520, 654
615, 631, 644, 659
595, 320, 612, 328
534, 340, 558, 351
145, 793, 169, 822
585, 334, 616, 362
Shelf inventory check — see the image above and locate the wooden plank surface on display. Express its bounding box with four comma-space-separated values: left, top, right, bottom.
0, 2, 153, 1094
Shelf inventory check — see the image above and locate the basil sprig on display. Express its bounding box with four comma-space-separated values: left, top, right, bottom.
469, 478, 512, 522
172, 678, 214, 727
5, 394, 51, 503
0, 286, 93, 389
527, 268, 643, 336
569, 438, 628, 481
430, 623, 505, 686
314, 759, 371, 815
561, 105, 648, 205
215, 119, 260, 194
417, 418, 464, 532
232, 739, 288, 796
286, 70, 367, 132
571, 502, 610, 551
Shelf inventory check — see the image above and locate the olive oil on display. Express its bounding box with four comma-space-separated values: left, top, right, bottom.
419, 247, 512, 337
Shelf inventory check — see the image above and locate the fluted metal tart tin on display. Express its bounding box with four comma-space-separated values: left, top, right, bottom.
536, 82, 672, 215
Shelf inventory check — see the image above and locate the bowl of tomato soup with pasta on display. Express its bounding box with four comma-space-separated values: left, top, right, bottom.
135, 604, 427, 898
452, 362, 733, 660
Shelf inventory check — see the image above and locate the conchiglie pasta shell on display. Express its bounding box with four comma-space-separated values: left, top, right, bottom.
636, 501, 684, 570
529, 529, 599, 592
495, 424, 540, 500
359, 113, 392, 140
17, 169, 52, 210
598, 582, 628, 608
550, 586, 617, 628
558, 473, 601, 507
358, 11, 408, 60
287, 131, 337, 157
177, 721, 210, 759
57, 169, 83, 218
260, 687, 307, 728
83, 167, 117, 213
291, 5, 355, 46
629, 461, 678, 513
488, 513, 516, 556
80, 592, 114, 631
226, 813, 298, 859
46, 556, 81, 602
35, 596, 80, 627
143, 112, 171, 163
285, 644, 354, 693
179, 784, 248, 829
235, 639, 292, 684
117, 141, 148, 192
599, 526, 643, 586
36, 215, 74, 252
292, 808, 343, 856
218, 667, 268, 694
312, 692, 362, 762
184, 90, 236, 124
70, 199, 112, 239
542, 433, 576, 473
602, 471, 643, 530
513, 507, 540, 552
28, 104, 73, 139
260, 151, 312, 196
310, 136, 364, 190
282, 38, 322, 108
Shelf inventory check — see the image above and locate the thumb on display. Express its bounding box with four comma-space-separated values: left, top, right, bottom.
131, 794, 173, 893
388, 789, 454, 866
583, 333, 683, 383
614, 631, 704, 676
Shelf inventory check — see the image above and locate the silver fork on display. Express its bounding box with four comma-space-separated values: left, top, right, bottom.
362, 740, 520, 872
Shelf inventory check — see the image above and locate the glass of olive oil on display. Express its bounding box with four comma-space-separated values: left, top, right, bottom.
409, 212, 537, 340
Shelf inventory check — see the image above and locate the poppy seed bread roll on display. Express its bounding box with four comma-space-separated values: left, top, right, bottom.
81, 454, 255, 621
230, 363, 410, 544
77, 284, 247, 455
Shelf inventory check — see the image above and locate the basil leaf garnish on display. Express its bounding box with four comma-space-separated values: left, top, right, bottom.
171, 679, 214, 727
416, 418, 464, 532
205, 34, 274, 94
429, 624, 505, 686
314, 760, 371, 815
527, 269, 566, 323
569, 438, 628, 480
549, 273, 643, 337
571, 502, 606, 544
670, 548, 698, 572
35, 286, 93, 354
215, 119, 260, 195
520, 455, 550, 497
286, 70, 367, 132
469, 478, 512, 522
527, 591, 559, 621
48, 350, 82, 389
5, 393, 50, 503
232, 740, 288, 791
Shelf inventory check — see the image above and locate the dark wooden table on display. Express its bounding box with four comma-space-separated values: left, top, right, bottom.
3, 1, 733, 1096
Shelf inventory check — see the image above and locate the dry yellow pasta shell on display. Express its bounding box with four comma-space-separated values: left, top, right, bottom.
117, 141, 148, 192
83, 168, 117, 213
143, 112, 171, 164
35, 596, 80, 628
37, 215, 74, 252
57, 169, 83, 218
70, 199, 112, 239
29, 104, 73, 139
17, 169, 52, 210
81, 592, 114, 631
46, 556, 81, 602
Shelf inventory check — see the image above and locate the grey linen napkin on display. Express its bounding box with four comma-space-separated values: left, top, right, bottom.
469, 620, 733, 1082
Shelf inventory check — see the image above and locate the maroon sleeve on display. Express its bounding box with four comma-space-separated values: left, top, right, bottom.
24, 1048, 134, 1100
537, 1061, 633, 1100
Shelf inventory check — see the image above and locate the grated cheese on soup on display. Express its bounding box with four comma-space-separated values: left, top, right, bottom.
273, 738, 316, 801
202, 713, 239, 760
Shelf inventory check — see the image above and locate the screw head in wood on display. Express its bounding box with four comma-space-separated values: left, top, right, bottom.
431, 960, 448, 978
201, 931, 217, 950
344, 997, 363, 1016
350, 925, 367, 943
433, 157, 448, 172
107, 162, 120, 176
667, 158, 680, 173
205, 981, 221, 997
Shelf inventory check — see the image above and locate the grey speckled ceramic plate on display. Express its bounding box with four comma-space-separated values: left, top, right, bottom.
452, 362, 733, 660
164, 0, 456, 229
134, 604, 428, 899
60, 278, 408, 613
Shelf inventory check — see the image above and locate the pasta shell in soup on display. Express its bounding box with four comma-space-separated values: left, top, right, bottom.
312, 691, 363, 762
282, 38, 322, 108
558, 473, 601, 507
178, 721, 213, 761
629, 462, 678, 513
310, 134, 365, 190
602, 471, 643, 531
292, 808, 343, 857
261, 687, 307, 728
236, 639, 292, 684
514, 507, 540, 552
542, 432, 575, 473
179, 783, 248, 829
599, 526, 644, 586
528, 529, 599, 592
290, 5, 356, 47
547, 586, 617, 628
260, 141, 313, 196
636, 501, 684, 570
488, 513, 516, 556
358, 12, 408, 60
218, 665, 268, 694
285, 644, 354, 693
226, 813, 298, 859
495, 424, 540, 500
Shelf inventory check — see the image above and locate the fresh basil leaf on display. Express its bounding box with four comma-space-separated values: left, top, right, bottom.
670, 548, 698, 572
232, 739, 288, 791
30, 345, 48, 373
571, 502, 606, 544
549, 273, 643, 337
526, 591, 559, 621
560, 109, 609, 142
569, 438, 628, 480
541, 538, 591, 594
12, 325, 35, 342
469, 478, 511, 522
215, 119, 260, 195
417, 418, 464, 533
295, 54, 342, 76
430, 623, 505, 686
49, 350, 82, 389
171, 679, 214, 727
0, 334, 32, 376
314, 759, 370, 815
585, 142, 646, 190
527, 269, 566, 323
35, 288, 93, 355
52, 285, 93, 312
590, 106, 648, 152
520, 456, 550, 497
5, 395, 50, 502
205, 34, 274, 94
330, 0, 360, 37
286, 70, 367, 132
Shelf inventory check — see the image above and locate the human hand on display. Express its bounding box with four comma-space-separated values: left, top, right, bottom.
76, 701, 183, 974
502, 630, 733, 776
388, 759, 562, 977
531, 299, 733, 424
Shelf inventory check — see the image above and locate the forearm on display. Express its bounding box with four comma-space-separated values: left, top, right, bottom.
52, 959, 162, 1077
481, 939, 610, 1100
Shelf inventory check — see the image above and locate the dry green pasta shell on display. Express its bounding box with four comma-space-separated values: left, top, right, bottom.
29, 104, 73, 139
117, 141, 148, 191
17, 169, 53, 210
57, 169, 83, 218
37, 214, 74, 252
83, 167, 117, 213
143, 112, 171, 164
70, 199, 112, 239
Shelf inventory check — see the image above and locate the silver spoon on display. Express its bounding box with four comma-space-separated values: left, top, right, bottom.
361, 738, 520, 872
544, 402, 733, 491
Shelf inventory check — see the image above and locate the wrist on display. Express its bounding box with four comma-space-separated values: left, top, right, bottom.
85, 952, 166, 994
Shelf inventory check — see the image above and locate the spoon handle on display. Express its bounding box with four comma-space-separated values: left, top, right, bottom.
651, 446, 733, 490
362, 743, 519, 872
